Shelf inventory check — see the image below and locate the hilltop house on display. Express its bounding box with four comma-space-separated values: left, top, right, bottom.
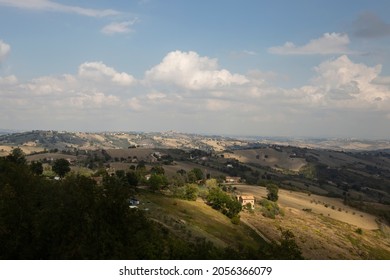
237, 195, 255, 209
225, 176, 241, 184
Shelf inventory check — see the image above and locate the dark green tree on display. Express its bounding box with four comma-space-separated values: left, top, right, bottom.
6, 148, 26, 165
266, 183, 279, 202
275, 229, 303, 259
148, 174, 168, 191
206, 187, 242, 218
151, 165, 165, 175
30, 161, 43, 176
126, 171, 139, 187
52, 158, 71, 178
191, 168, 204, 181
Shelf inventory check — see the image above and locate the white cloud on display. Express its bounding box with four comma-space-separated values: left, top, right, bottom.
69, 92, 120, 109
0, 75, 17, 85
1, 50, 390, 138
0, 40, 11, 62
145, 50, 249, 90
268, 33, 356, 55
147, 92, 167, 100
78, 61, 135, 86
0, 0, 121, 17
101, 20, 136, 35
291, 55, 390, 110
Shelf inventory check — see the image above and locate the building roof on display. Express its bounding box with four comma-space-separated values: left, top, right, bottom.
240, 195, 255, 200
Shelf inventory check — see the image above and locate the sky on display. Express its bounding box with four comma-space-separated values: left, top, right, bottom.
1, 0, 390, 139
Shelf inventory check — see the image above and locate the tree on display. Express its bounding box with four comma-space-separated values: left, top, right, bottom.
151, 165, 165, 175
206, 187, 242, 218
176, 169, 186, 176
6, 148, 26, 165
191, 168, 204, 181
205, 178, 218, 188
266, 183, 279, 202
148, 174, 168, 191
30, 161, 43, 176
52, 158, 71, 178
126, 171, 139, 187
184, 184, 199, 201
276, 229, 303, 259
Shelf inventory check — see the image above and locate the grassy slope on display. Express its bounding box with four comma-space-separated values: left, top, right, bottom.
135, 191, 267, 251
234, 185, 390, 259
134, 187, 390, 260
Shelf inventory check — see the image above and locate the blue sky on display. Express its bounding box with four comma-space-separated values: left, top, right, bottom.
1, 0, 390, 139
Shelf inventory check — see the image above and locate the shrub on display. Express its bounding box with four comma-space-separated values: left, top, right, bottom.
259, 199, 281, 219
231, 215, 240, 225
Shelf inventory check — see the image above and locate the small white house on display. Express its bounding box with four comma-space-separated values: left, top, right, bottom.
237, 195, 255, 209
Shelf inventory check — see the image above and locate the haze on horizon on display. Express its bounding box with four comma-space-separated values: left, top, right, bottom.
1, 0, 390, 140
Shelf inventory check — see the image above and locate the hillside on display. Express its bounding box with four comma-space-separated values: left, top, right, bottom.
1, 130, 390, 259
1, 130, 390, 153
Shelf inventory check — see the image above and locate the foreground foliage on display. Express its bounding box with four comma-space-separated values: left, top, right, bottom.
0, 151, 303, 260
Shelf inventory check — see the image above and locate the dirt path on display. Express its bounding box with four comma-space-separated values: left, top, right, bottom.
235, 185, 379, 230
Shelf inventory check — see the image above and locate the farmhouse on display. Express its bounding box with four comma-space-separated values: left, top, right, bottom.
237, 195, 255, 209
225, 176, 241, 184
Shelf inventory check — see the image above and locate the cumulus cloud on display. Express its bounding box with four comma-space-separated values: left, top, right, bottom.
145, 50, 249, 90
1, 50, 390, 137
353, 12, 390, 38
1, 61, 136, 127
0, 40, 11, 62
297, 55, 390, 107
101, 20, 136, 35
0, 0, 121, 17
268, 33, 356, 55
78, 61, 135, 86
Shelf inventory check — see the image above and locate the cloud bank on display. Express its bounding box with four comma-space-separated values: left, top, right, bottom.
1, 50, 389, 137
269, 33, 357, 55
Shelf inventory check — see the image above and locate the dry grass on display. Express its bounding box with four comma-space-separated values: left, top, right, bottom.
235, 185, 390, 259
138, 192, 264, 250
223, 148, 307, 172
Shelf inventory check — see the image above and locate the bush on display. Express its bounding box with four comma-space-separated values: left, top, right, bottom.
173, 184, 199, 201
259, 199, 282, 219
230, 215, 240, 225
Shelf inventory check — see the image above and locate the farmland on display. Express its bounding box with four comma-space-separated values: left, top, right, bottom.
0, 130, 389, 259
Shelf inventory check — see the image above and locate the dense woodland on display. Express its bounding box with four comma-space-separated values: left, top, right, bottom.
0, 149, 303, 260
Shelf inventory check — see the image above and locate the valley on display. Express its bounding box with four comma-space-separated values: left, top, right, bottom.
0, 130, 389, 259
